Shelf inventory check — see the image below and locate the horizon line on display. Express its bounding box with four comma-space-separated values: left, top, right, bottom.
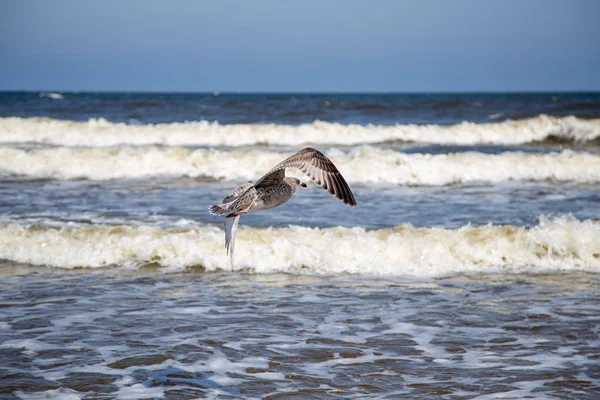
2, 89, 600, 95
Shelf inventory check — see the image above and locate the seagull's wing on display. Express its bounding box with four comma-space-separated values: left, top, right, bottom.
255, 148, 356, 206
222, 182, 254, 203
224, 215, 240, 270
253, 169, 285, 189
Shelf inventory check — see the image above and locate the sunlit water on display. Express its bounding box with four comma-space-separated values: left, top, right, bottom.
1, 270, 599, 399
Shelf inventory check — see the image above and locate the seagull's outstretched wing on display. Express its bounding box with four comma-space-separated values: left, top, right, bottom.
255, 148, 356, 206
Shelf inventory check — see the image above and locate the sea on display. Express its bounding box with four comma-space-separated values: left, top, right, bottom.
0, 91, 599, 399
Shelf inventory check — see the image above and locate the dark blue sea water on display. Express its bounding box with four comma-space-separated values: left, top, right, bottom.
2, 91, 600, 125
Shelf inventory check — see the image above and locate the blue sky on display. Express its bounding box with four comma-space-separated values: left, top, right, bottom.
1, 0, 599, 92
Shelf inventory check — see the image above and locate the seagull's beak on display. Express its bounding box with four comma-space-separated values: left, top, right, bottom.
301, 182, 307, 188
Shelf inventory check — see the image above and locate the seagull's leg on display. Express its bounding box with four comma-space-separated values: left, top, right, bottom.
232, 204, 253, 216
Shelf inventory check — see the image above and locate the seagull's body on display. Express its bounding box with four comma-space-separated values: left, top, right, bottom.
209, 147, 356, 268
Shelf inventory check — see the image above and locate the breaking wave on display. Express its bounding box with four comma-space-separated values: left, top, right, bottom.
0, 216, 598, 277
1, 146, 598, 185
1, 115, 599, 147
38, 92, 65, 100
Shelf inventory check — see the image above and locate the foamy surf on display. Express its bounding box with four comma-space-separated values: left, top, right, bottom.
1, 146, 598, 185
1, 114, 599, 147
38, 92, 65, 100
1, 216, 598, 277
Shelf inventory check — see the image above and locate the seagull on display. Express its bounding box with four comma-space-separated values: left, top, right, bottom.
209, 147, 356, 269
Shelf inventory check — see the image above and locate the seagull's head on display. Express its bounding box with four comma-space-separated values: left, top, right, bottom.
288, 177, 307, 189
294, 178, 307, 188
294, 178, 306, 187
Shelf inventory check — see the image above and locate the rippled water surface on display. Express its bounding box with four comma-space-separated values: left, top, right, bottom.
1, 269, 599, 399
3, 92, 600, 124
2, 178, 599, 230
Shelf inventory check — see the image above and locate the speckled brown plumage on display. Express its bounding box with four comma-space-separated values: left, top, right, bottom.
209, 147, 356, 268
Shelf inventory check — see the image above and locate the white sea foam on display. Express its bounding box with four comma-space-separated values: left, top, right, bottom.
0, 216, 598, 277
115, 384, 165, 399
1, 115, 599, 147
0, 338, 50, 353
38, 92, 65, 100
17, 390, 83, 400
1, 146, 598, 185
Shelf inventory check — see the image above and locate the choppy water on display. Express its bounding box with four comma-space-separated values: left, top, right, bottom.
1, 271, 599, 399
3, 92, 600, 124
1, 92, 599, 398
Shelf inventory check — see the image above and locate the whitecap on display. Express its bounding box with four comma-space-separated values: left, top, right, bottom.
0, 216, 598, 277
1, 114, 598, 147
1, 146, 598, 185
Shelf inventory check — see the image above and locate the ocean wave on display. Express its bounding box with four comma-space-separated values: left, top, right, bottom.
1, 146, 598, 185
1, 115, 599, 147
38, 92, 65, 100
0, 216, 598, 277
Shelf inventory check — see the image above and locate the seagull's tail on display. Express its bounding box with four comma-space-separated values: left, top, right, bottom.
224, 215, 240, 270
209, 203, 233, 216
209, 192, 250, 216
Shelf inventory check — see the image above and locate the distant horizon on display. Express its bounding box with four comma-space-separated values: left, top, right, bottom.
3, 89, 600, 95
2, 88, 598, 126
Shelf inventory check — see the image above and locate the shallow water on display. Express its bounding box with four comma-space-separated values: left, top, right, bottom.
1, 269, 599, 399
